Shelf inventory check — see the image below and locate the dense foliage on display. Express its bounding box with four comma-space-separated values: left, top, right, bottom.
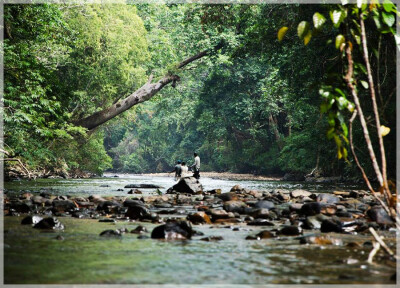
4, 3, 396, 180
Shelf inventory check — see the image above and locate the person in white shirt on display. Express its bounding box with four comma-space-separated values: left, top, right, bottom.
191, 152, 201, 179
180, 162, 189, 178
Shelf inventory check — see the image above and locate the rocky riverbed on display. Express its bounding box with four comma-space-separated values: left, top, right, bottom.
3, 176, 397, 284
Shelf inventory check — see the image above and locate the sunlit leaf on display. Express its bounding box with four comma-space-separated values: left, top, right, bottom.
330, 10, 345, 28
297, 21, 310, 39
335, 34, 345, 49
360, 80, 369, 89
304, 30, 312, 45
380, 125, 390, 136
382, 12, 395, 27
313, 12, 326, 29
277, 26, 289, 41
383, 0, 395, 12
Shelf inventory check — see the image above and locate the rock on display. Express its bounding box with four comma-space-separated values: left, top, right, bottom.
300, 235, 343, 245
21, 215, 43, 225
131, 225, 148, 234
207, 189, 222, 195
300, 202, 322, 216
33, 217, 64, 230
253, 200, 275, 210
31, 196, 45, 205
320, 218, 343, 233
125, 205, 152, 220
200, 236, 224, 241
218, 192, 238, 202
124, 184, 162, 189
99, 219, 117, 223
366, 206, 394, 225
247, 219, 275, 226
291, 189, 312, 198
117, 188, 124, 191
88, 195, 107, 203
128, 189, 142, 194
230, 185, 244, 192
123, 199, 145, 207
289, 203, 303, 212
151, 220, 193, 240
278, 226, 302, 236
277, 193, 291, 202
96, 201, 122, 213
316, 193, 340, 204
245, 208, 270, 219
99, 229, 122, 237
223, 200, 247, 214
304, 214, 330, 230
210, 209, 230, 221
256, 230, 275, 239
75, 201, 95, 208
168, 177, 203, 194
19, 192, 33, 200
213, 218, 241, 224
246, 190, 263, 198
52, 200, 77, 213
187, 212, 212, 224
320, 204, 337, 215
137, 235, 150, 239
8, 201, 35, 213
100, 184, 110, 187
55, 235, 64, 241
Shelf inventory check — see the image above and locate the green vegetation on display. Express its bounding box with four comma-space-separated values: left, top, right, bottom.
3, 3, 396, 181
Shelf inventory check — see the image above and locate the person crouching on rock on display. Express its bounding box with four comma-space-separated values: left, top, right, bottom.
190, 153, 201, 179
181, 162, 189, 178
169, 160, 182, 181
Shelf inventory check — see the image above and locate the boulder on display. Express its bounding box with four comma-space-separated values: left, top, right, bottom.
256, 230, 275, 239
223, 200, 247, 214
124, 184, 162, 189
21, 215, 43, 225
8, 201, 35, 213
300, 202, 322, 216
291, 189, 312, 198
151, 220, 193, 240
320, 218, 343, 233
33, 217, 64, 230
187, 212, 212, 224
131, 225, 148, 234
253, 200, 275, 210
218, 192, 238, 202
210, 209, 230, 221
96, 201, 122, 213
88, 195, 107, 203
278, 226, 302, 236
304, 214, 330, 230
52, 200, 77, 213
125, 205, 152, 220
168, 177, 203, 194
316, 193, 340, 204
366, 206, 394, 226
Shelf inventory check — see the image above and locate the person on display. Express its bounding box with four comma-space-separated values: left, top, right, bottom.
169, 160, 182, 181
181, 162, 189, 178
191, 152, 200, 179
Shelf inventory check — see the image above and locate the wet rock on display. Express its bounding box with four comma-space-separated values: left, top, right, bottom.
31, 196, 45, 205
320, 204, 337, 216
213, 218, 241, 224
289, 203, 303, 212
19, 192, 33, 200
317, 193, 340, 204
8, 201, 35, 213
218, 192, 238, 202
253, 200, 275, 210
96, 201, 122, 213
247, 219, 275, 226
131, 225, 148, 234
207, 189, 222, 195
100, 184, 110, 187
366, 206, 394, 225
40, 191, 52, 198
99, 229, 122, 237
282, 172, 304, 181
187, 212, 212, 224
245, 208, 270, 219
125, 205, 152, 220
300, 235, 343, 245
200, 236, 224, 241
256, 230, 275, 239
34, 217, 64, 230
125, 184, 162, 189
246, 190, 263, 198
75, 201, 95, 208
277, 193, 290, 202
320, 218, 343, 233
151, 220, 193, 240
88, 195, 107, 203
230, 184, 244, 192
128, 189, 142, 194
210, 209, 230, 220
169, 177, 203, 194
304, 214, 330, 230
300, 202, 321, 216
223, 200, 247, 214
117, 188, 124, 191
291, 189, 312, 198
21, 215, 43, 225
278, 225, 302, 236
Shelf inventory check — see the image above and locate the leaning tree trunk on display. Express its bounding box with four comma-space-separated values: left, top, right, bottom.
73, 44, 221, 131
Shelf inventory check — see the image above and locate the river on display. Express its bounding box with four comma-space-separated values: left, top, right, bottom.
3, 174, 396, 284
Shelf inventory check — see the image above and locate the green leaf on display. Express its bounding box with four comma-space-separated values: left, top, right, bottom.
330, 10, 345, 28
297, 21, 310, 39
360, 80, 369, 89
382, 12, 395, 27
327, 127, 335, 139
304, 30, 312, 45
383, 0, 396, 12
335, 34, 345, 50
313, 12, 326, 30
277, 27, 289, 41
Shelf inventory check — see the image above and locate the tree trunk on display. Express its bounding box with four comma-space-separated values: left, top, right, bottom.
73, 44, 221, 131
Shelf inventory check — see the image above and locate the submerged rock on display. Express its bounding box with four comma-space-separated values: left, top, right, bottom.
99, 229, 122, 237
200, 236, 224, 241
21, 215, 43, 225
131, 225, 148, 234
151, 220, 193, 240
124, 184, 162, 189
33, 217, 64, 230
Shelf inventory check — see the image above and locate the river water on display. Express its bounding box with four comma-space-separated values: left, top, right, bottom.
3, 174, 396, 284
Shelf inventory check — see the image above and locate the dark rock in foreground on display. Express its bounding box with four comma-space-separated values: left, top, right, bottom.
151, 220, 193, 240
33, 217, 64, 230
167, 177, 203, 194
21, 215, 43, 225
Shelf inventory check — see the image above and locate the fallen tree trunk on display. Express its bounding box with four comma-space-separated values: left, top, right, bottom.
73, 44, 221, 131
